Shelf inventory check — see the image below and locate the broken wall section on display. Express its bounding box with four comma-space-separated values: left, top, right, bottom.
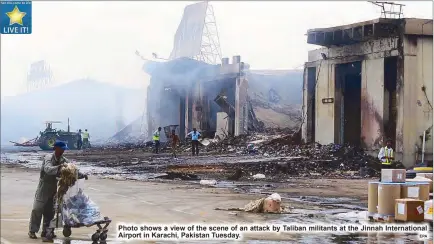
303, 37, 399, 147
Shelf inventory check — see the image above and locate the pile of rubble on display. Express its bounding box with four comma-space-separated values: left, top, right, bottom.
222, 144, 382, 179
205, 128, 299, 154
200, 128, 388, 178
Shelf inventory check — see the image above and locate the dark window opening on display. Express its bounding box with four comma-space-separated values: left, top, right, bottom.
306, 67, 316, 143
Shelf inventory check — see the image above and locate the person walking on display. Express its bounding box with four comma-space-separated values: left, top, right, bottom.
28, 141, 68, 240
378, 138, 395, 181
77, 129, 82, 150
153, 127, 162, 154
187, 128, 201, 156
170, 130, 180, 158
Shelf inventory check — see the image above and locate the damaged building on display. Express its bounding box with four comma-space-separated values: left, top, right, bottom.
302, 18, 433, 167
143, 55, 261, 141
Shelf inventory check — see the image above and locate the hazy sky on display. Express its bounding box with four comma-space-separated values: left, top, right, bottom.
1, 1, 432, 97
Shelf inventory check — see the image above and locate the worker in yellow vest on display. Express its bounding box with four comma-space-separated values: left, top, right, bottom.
82, 129, 90, 148
378, 138, 394, 181
153, 127, 162, 154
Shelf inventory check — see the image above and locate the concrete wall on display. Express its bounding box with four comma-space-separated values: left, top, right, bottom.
306, 38, 399, 66
303, 37, 398, 145
361, 58, 385, 150
401, 35, 433, 166
313, 60, 335, 144
303, 35, 433, 167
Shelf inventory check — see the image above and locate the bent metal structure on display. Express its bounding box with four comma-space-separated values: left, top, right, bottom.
143, 56, 258, 141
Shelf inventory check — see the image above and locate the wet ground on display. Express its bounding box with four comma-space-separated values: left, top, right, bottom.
0, 149, 432, 243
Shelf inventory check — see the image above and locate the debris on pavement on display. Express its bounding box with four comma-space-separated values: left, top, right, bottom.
51, 126, 391, 182
200, 179, 217, 185
253, 173, 266, 179
227, 168, 243, 181
154, 172, 200, 181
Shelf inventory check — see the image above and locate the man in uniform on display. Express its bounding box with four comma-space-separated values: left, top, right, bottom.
28, 141, 68, 240
378, 138, 395, 181
153, 127, 162, 154
187, 128, 201, 156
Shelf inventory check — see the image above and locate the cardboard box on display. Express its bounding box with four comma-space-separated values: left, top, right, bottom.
382, 169, 406, 183
401, 183, 430, 201
417, 173, 433, 181
407, 176, 433, 192
424, 200, 433, 221
395, 199, 425, 222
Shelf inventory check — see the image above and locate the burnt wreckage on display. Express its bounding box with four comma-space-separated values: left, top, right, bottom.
144, 56, 263, 141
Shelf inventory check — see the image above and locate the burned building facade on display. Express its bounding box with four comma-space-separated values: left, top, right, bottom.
144, 55, 257, 141
302, 18, 433, 167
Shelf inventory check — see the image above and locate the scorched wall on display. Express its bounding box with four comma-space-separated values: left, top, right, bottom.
302, 34, 433, 167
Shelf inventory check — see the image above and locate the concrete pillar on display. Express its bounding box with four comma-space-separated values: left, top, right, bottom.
232, 55, 241, 64
222, 58, 229, 65
235, 76, 248, 136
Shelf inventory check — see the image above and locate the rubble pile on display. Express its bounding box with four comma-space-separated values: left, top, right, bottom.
205, 128, 299, 154
101, 137, 152, 150
222, 144, 382, 178
199, 129, 386, 178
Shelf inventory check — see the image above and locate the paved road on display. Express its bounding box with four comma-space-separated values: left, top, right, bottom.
0, 166, 285, 244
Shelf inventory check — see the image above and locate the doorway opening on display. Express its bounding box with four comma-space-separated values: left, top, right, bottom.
306, 67, 317, 143
384, 57, 397, 148
334, 61, 362, 146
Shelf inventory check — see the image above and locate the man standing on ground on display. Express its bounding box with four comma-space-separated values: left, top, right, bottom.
77, 129, 82, 150
82, 129, 90, 148
378, 138, 394, 181
170, 130, 180, 158
187, 128, 201, 156
153, 127, 162, 154
28, 141, 68, 240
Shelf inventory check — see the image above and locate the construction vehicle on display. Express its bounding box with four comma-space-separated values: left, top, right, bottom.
10, 118, 80, 151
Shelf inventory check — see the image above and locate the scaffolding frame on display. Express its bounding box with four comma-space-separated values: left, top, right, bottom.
369, 1, 405, 19
193, 2, 223, 65
27, 60, 54, 92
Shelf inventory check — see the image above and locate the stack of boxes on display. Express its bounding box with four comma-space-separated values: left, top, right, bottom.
367, 169, 433, 222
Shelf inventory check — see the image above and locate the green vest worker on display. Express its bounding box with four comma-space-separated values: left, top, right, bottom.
378, 139, 394, 181
82, 129, 90, 148
153, 127, 162, 154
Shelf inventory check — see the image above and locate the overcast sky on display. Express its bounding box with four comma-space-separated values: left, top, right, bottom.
1, 1, 432, 97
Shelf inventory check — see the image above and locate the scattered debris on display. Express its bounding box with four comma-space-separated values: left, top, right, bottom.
154, 172, 200, 181
200, 179, 217, 185
253, 173, 266, 179
227, 168, 243, 181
